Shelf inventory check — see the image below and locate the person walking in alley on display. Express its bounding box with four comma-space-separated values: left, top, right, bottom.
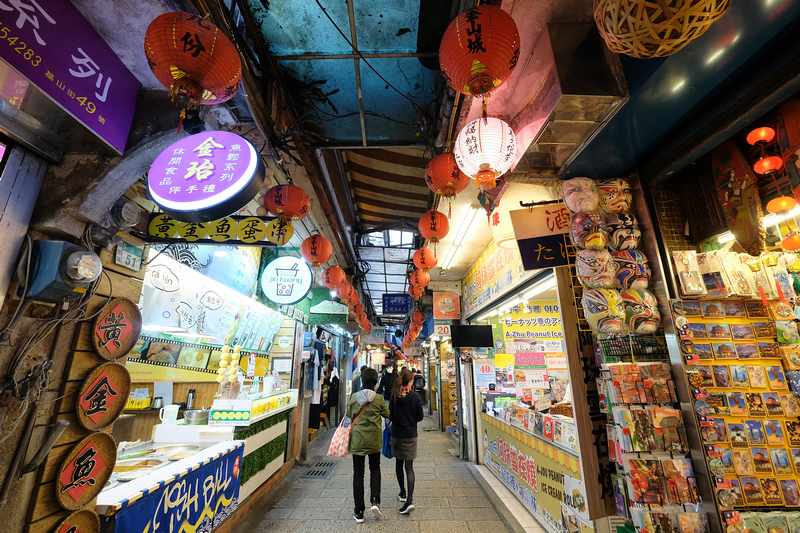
348, 368, 390, 523
377, 363, 397, 401
388, 368, 424, 514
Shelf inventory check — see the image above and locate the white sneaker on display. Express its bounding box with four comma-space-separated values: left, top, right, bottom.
398, 493, 407, 502
399, 502, 415, 514
371, 504, 383, 519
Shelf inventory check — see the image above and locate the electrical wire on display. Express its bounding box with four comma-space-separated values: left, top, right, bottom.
0, 234, 32, 340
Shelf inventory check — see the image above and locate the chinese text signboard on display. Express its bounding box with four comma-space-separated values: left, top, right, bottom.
148, 214, 278, 246
115, 443, 243, 533
461, 240, 537, 317
383, 294, 412, 314
148, 131, 264, 222
510, 204, 574, 271
0, 0, 140, 152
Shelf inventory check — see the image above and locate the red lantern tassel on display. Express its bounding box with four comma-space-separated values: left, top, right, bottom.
776, 276, 787, 303
758, 282, 769, 307
177, 109, 186, 133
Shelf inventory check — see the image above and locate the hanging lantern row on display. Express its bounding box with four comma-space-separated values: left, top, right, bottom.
418, 210, 450, 243
409, 284, 425, 300
321, 265, 346, 289
746, 126, 797, 216
413, 247, 437, 271
145, 12, 242, 130
411, 310, 426, 325
425, 152, 471, 217
409, 269, 430, 288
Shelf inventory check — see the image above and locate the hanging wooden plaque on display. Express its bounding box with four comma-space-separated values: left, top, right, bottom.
56, 433, 116, 510
92, 298, 142, 360
75, 362, 131, 431
54, 509, 101, 533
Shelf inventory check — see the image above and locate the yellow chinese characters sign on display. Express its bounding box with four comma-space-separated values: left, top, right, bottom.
148, 214, 272, 245
483, 413, 593, 533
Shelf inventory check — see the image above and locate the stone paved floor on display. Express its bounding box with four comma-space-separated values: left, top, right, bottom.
240, 415, 512, 532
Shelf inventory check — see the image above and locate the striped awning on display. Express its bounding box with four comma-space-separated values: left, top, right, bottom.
344, 148, 431, 227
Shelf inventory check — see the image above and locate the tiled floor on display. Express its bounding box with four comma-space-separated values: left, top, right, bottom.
239, 416, 524, 532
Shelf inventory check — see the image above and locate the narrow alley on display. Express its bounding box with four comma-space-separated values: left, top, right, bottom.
238, 416, 544, 533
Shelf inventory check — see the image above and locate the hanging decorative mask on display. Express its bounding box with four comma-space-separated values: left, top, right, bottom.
569, 211, 608, 250
606, 212, 641, 251
598, 178, 632, 214
562, 177, 599, 213
581, 289, 625, 333
620, 289, 661, 334
576, 249, 617, 289
613, 250, 651, 290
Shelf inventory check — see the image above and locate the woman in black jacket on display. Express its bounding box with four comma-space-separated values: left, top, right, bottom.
388, 368, 424, 513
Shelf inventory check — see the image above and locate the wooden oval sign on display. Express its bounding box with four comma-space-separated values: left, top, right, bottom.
56, 433, 116, 510
92, 298, 142, 360
54, 509, 100, 533
75, 362, 131, 431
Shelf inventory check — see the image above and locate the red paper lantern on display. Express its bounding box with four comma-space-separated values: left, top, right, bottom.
321, 266, 346, 289
783, 233, 800, 251
339, 283, 355, 301
347, 291, 361, 308
409, 285, 425, 299
352, 303, 365, 315
754, 156, 783, 175
425, 152, 471, 197
747, 127, 776, 145
766, 195, 797, 215
301, 235, 332, 268
419, 210, 449, 243
410, 269, 431, 287
145, 13, 242, 108
412, 310, 426, 325
363, 323, 372, 333
410, 323, 422, 334
356, 312, 368, 324
439, 6, 520, 97
413, 247, 438, 270
264, 185, 311, 220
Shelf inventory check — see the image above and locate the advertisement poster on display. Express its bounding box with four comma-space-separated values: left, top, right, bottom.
433, 292, 460, 319
483, 413, 592, 533
462, 241, 537, 317
514, 353, 548, 399
475, 359, 496, 391
114, 443, 243, 533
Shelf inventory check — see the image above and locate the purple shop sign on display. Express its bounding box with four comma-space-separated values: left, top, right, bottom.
148, 131, 265, 223
0, 0, 140, 153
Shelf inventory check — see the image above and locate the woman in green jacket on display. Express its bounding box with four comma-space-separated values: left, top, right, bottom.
347, 368, 390, 522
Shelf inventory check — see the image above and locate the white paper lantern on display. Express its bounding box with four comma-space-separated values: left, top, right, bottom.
454, 117, 517, 190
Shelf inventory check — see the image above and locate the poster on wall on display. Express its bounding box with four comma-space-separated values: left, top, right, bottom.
433, 292, 460, 319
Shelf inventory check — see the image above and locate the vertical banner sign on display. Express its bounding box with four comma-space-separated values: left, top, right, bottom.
510, 204, 574, 271
114, 443, 244, 532
433, 292, 460, 319
0, 0, 141, 152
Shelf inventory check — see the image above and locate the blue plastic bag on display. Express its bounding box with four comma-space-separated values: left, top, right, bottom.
381, 423, 393, 459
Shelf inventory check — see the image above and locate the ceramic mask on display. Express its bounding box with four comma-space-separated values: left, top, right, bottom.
598, 178, 632, 214
581, 289, 624, 333
613, 250, 651, 290
606, 212, 641, 251
620, 289, 661, 334
576, 249, 617, 289
562, 177, 599, 213
569, 211, 608, 250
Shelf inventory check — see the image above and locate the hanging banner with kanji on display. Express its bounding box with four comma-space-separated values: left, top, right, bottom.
148, 213, 279, 246
510, 203, 574, 271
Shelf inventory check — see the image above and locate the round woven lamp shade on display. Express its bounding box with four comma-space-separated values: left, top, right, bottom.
321, 265, 346, 289
593, 0, 730, 59
264, 185, 310, 220
145, 13, 242, 106
301, 235, 332, 268
439, 5, 520, 96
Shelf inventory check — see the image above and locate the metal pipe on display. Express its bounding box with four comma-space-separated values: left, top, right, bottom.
22, 419, 69, 474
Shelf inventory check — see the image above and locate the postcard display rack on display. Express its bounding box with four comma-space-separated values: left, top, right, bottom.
669, 248, 800, 532
564, 177, 710, 533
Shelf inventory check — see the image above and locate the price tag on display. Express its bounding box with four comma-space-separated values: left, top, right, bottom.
693, 387, 709, 399
115, 241, 144, 272
715, 477, 732, 489
685, 354, 700, 365
723, 512, 742, 525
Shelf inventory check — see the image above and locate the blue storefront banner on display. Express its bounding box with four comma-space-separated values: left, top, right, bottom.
515, 233, 573, 271
382, 294, 412, 314
114, 442, 244, 533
